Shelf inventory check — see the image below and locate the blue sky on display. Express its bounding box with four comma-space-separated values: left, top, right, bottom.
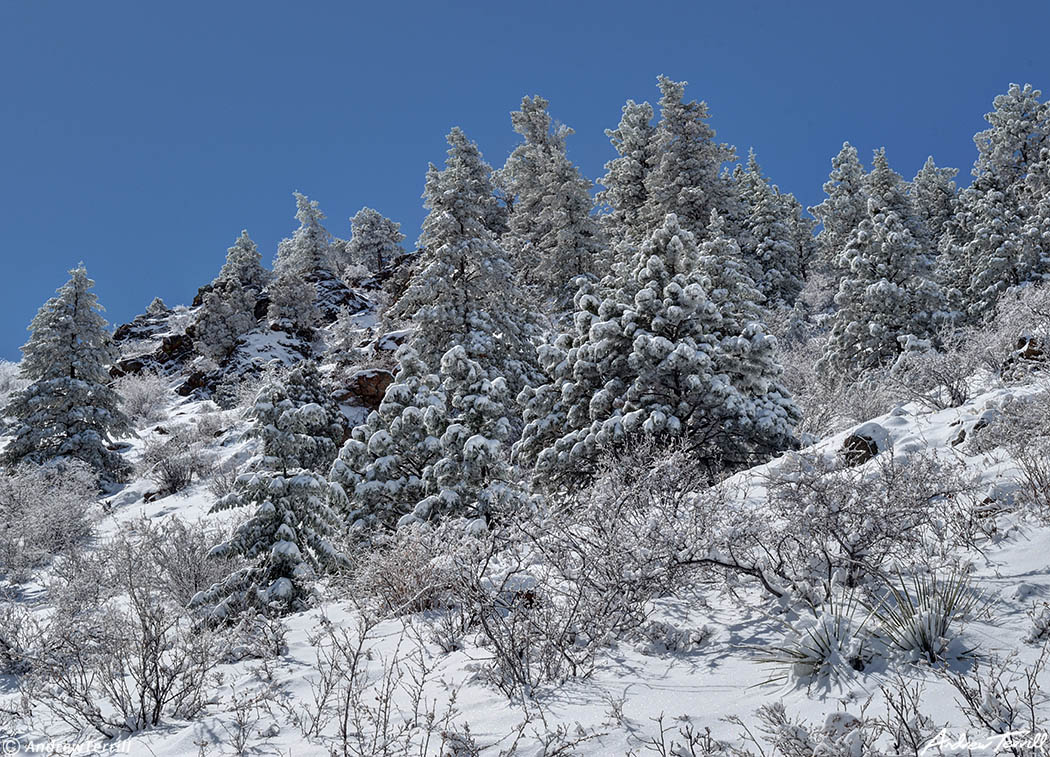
1, 0, 1048, 360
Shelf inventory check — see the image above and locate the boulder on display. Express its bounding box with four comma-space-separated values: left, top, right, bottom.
841, 422, 890, 466
345, 369, 394, 410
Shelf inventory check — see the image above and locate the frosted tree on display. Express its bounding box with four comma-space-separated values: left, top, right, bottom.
940, 84, 1050, 317
340, 207, 405, 274
699, 212, 800, 447
403, 346, 518, 526
518, 214, 797, 492
195, 362, 345, 618
275, 192, 336, 278
267, 271, 319, 333
596, 100, 657, 245
643, 76, 736, 238
2, 265, 130, 481
196, 231, 266, 360
821, 157, 946, 376
909, 157, 958, 246
501, 96, 605, 303
810, 142, 868, 265
196, 286, 256, 360
392, 127, 538, 396
329, 345, 448, 529
145, 297, 169, 317
325, 307, 367, 368
700, 211, 766, 335
217, 230, 269, 292
744, 185, 804, 307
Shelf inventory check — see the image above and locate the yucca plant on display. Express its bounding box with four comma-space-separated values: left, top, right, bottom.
758, 593, 873, 685
869, 569, 981, 664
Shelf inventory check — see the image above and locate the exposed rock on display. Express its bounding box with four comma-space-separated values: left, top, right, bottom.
176, 370, 209, 397
345, 369, 394, 410
841, 422, 889, 466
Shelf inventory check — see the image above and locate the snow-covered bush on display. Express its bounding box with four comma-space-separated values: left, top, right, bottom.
868, 569, 981, 664
0, 459, 96, 581
1026, 602, 1050, 644
341, 522, 468, 616
758, 451, 982, 603
140, 435, 212, 496
26, 590, 219, 737
24, 520, 225, 736
114, 370, 170, 424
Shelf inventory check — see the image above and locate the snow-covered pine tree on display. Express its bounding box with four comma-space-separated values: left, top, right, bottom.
341, 207, 405, 275
501, 96, 605, 304
643, 76, 736, 239
940, 84, 1050, 318
196, 231, 267, 360
518, 213, 796, 492
217, 230, 269, 292
700, 211, 801, 447
743, 184, 804, 308
145, 297, 169, 317
596, 99, 657, 246
909, 157, 958, 247
329, 345, 448, 530
196, 361, 345, 618
2, 265, 130, 481
267, 271, 319, 334
196, 286, 256, 360
810, 142, 868, 266
392, 127, 538, 397
820, 155, 946, 376
403, 345, 519, 526
275, 192, 336, 278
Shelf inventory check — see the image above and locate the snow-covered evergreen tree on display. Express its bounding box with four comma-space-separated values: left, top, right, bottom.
821, 156, 946, 376
404, 345, 518, 526
196, 231, 266, 360
196, 286, 256, 360
810, 142, 868, 266
501, 96, 605, 304
217, 230, 269, 292
267, 271, 319, 333
341, 207, 405, 274
275, 192, 336, 278
2, 265, 130, 481
909, 157, 958, 246
643, 77, 736, 239
330, 345, 448, 529
392, 127, 538, 396
196, 361, 345, 618
517, 214, 796, 492
596, 100, 657, 245
699, 211, 801, 446
145, 297, 169, 317
744, 185, 804, 307
940, 84, 1050, 317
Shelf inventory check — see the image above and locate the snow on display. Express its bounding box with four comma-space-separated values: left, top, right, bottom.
0, 368, 1046, 755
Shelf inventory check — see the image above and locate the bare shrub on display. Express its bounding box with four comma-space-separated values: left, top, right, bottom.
341, 522, 470, 617
0, 459, 96, 580
273, 612, 463, 756
140, 434, 212, 495
939, 646, 1049, 753
208, 459, 242, 500
20, 518, 236, 735
753, 451, 984, 604
115, 370, 171, 424
27, 593, 218, 737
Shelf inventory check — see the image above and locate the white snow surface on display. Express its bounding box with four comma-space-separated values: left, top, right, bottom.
3, 375, 1050, 755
